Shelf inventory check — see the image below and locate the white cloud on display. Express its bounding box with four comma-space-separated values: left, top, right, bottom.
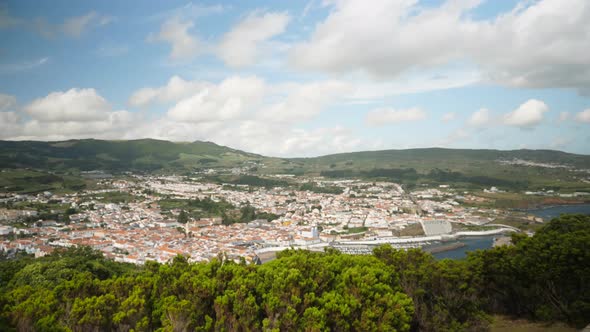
148, 10, 290, 66
20, 111, 135, 140
149, 17, 200, 60
0, 111, 18, 123
503, 99, 549, 128
124, 75, 359, 156
270, 126, 362, 156
348, 67, 480, 100
126, 117, 363, 157
208, 121, 362, 157
442, 112, 456, 122
478, 0, 590, 93
0, 111, 20, 139
167, 76, 266, 122
131, 75, 350, 125
467, 108, 491, 127
124, 118, 222, 143
366, 107, 427, 126
2, 80, 363, 156
4, 88, 137, 141
129, 76, 210, 108
24, 88, 112, 122
258, 80, 351, 123
290, 0, 482, 77
217, 11, 290, 67
290, 0, 590, 93
575, 109, 590, 123
0, 93, 17, 111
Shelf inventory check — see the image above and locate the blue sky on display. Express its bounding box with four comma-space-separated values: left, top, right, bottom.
0, 0, 589, 157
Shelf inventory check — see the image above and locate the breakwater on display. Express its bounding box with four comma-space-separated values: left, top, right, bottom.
424, 242, 466, 254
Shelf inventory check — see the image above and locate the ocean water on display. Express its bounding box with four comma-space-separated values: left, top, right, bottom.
430, 235, 496, 260
527, 203, 590, 220
431, 204, 590, 260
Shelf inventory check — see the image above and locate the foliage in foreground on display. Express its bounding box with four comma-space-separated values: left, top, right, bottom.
470, 214, 590, 327
0, 214, 588, 331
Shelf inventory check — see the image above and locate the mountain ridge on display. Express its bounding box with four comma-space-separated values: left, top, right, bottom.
1, 139, 590, 191
2, 138, 589, 158
1, 138, 589, 195
2, 138, 590, 170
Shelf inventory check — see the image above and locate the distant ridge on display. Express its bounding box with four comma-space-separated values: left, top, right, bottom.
297, 147, 590, 169
1, 139, 589, 191
0, 139, 263, 172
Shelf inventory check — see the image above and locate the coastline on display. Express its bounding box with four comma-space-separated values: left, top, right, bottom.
514, 199, 590, 211
524, 203, 590, 220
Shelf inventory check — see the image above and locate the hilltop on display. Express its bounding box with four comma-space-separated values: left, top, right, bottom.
1, 139, 590, 192
287, 147, 590, 191
0, 139, 265, 172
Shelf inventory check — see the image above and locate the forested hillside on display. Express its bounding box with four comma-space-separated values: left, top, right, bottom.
1, 214, 588, 331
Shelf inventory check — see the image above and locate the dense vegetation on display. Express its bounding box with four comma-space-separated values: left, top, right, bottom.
472, 214, 590, 327
159, 197, 235, 219
158, 197, 278, 225
0, 169, 87, 194
0, 214, 588, 331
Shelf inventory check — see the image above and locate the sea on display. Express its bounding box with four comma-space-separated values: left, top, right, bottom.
431, 203, 590, 260
525, 203, 590, 220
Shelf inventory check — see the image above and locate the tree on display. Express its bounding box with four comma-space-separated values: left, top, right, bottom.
177, 210, 188, 224
1, 216, 588, 331
239, 204, 256, 222
469, 214, 590, 328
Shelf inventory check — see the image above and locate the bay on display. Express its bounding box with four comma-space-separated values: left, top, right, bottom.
430, 235, 496, 260
527, 203, 590, 220
429, 204, 590, 260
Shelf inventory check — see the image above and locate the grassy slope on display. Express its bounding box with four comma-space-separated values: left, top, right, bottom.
294, 148, 590, 174
0, 138, 266, 173
288, 148, 590, 191
1, 140, 589, 191
0, 169, 88, 194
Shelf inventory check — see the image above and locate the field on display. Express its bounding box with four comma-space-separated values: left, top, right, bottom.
0, 169, 87, 194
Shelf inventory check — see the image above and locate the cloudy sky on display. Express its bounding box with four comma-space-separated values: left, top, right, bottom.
1, 0, 589, 157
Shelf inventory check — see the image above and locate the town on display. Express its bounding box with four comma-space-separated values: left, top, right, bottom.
0, 169, 538, 265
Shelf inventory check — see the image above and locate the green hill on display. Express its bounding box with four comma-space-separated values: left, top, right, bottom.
0, 139, 265, 173
1, 139, 589, 191
282, 148, 590, 191
295, 147, 590, 171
